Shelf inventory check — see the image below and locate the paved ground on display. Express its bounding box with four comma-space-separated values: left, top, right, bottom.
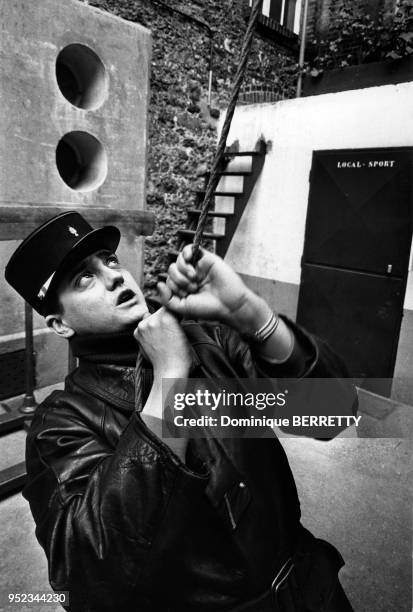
280, 436, 412, 612
0, 493, 60, 612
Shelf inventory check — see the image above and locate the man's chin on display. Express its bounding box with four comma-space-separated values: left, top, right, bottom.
73, 304, 149, 336
120, 303, 149, 327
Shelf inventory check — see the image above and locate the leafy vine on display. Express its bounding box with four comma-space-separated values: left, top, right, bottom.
308, 0, 413, 77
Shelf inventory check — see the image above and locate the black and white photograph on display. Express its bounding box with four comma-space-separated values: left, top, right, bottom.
0, 0, 411, 610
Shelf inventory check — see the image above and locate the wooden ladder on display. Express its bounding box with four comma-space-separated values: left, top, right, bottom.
157, 139, 267, 287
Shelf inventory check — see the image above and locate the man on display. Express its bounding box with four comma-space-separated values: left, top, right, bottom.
5, 211, 355, 611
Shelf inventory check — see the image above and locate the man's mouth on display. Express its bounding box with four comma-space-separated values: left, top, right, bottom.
116, 289, 136, 306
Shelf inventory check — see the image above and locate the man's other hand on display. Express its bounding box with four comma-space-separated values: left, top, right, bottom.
134, 307, 192, 378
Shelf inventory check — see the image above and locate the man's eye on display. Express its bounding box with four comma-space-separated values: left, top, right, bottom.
75, 272, 93, 287
106, 254, 119, 266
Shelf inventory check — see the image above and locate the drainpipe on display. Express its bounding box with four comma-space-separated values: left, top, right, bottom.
296, 0, 310, 97
207, 35, 214, 106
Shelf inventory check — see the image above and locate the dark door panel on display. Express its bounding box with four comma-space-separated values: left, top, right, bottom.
303, 148, 413, 276
297, 264, 405, 396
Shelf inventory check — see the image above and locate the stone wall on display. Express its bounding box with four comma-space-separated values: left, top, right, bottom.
89, 0, 298, 293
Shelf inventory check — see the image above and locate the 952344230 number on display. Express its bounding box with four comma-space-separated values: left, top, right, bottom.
7, 592, 69, 604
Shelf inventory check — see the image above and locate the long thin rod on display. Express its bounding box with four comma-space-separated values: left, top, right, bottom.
191, 0, 263, 262
21, 303, 37, 414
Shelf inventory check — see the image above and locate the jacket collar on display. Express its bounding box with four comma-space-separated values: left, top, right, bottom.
69, 330, 146, 412
67, 322, 214, 412
70, 330, 139, 366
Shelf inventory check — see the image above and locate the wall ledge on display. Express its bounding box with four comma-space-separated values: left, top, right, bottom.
303, 56, 413, 97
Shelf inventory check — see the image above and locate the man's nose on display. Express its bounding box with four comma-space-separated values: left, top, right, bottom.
101, 265, 124, 290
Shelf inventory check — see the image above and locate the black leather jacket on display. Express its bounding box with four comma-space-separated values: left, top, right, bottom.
23, 319, 355, 611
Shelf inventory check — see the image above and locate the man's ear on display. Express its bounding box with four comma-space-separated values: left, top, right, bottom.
45, 314, 75, 338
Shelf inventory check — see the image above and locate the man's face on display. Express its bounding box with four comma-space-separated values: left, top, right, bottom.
52, 250, 148, 335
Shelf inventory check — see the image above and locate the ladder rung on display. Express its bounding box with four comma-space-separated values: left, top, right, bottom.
223, 150, 262, 157
219, 170, 252, 176
196, 190, 241, 198
204, 170, 251, 178
187, 209, 234, 218
178, 229, 225, 240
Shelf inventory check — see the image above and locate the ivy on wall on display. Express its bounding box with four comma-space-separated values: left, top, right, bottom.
308, 0, 413, 76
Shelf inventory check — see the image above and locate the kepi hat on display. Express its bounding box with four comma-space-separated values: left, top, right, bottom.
5, 211, 120, 315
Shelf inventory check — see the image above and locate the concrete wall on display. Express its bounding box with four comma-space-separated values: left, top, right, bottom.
218, 81, 413, 403
0, 0, 151, 389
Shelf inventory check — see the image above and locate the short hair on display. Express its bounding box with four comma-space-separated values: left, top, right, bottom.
43, 289, 63, 316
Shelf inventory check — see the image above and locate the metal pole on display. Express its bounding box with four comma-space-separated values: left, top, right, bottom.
207, 36, 214, 107
20, 302, 37, 414
207, 69, 213, 107
296, 0, 310, 98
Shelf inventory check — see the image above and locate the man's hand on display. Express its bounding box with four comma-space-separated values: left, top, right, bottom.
158, 246, 294, 363
135, 308, 191, 462
158, 245, 266, 331
134, 307, 192, 379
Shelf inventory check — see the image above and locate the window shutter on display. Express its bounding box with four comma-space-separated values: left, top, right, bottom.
269, 0, 283, 22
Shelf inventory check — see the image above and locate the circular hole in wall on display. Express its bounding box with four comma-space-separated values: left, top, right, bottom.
56, 44, 108, 110
56, 131, 108, 192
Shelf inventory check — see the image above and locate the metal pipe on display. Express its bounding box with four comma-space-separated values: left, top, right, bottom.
296, 0, 310, 98
208, 70, 213, 107
207, 36, 214, 107
20, 303, 37, 414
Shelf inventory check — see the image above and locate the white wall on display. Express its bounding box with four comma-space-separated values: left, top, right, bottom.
220, 82, 413, 307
